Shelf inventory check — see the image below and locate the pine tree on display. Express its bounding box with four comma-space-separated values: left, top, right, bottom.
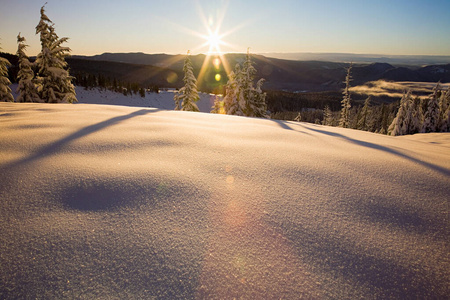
210, 95, 225, 114
357, 96, 371, 131
223, 65, 243, 115
139, 87, 145, 97
16, 34, 40, 103
339, 63, 352, 128
0, 44, 14, 102
379, 103, 389, 134
407, 96, 422, 134
421, 83, 441, 133
389, 91, 411, 136
439, 87, 450, 132
322, 105, 333, 126
252, 77, 267, 117
223, 49, 266, 117
35, 4, 77, 103
240, 49, 267, 117
174, 51, 199, 112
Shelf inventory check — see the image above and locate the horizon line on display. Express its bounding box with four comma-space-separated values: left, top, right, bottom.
65, 51, 450, 58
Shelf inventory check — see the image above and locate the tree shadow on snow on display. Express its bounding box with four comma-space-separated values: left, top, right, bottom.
271, 217, 447, 298
297, 124, 450, 177
60, 179, 147, 211
0, 108, 159, 172
268, 119, 314, 135
356, 196, 448, 237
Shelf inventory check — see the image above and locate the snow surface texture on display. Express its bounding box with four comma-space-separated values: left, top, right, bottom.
0, 102, 449, 299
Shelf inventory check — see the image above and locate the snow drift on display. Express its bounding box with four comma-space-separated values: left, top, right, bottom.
0, 102, 449, 299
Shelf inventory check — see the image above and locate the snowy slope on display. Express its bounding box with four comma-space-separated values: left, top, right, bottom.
10, 84, 219, 113
75, 86, 217, 112
0, 102, 449, 299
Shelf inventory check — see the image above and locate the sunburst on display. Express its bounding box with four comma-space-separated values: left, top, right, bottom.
153, 0, 252, 91
206, 31, 222, 54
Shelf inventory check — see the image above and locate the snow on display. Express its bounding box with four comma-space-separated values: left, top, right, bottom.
75, 86, 217, 113
10, 83, 217, 112
0, 102, 449, 299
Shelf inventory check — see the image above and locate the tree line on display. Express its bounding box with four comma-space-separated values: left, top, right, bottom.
270, 65, 450, 135
73, 72, 159, 97
334, 65, 450, 135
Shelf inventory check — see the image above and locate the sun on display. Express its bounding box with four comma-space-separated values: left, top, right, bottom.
207, 32, 222, 54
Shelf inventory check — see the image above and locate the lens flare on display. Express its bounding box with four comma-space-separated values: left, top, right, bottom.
166, 72, 178, 83
215, 74, 221, 81
213, 58, 221, 69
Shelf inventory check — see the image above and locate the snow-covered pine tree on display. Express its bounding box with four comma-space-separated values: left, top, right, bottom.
421, 82, 441, 133
241, 49, 267, 117
357, 96, 371, 131
16, 34, 40, 103
407, 95, 422, 134
173, 51, 199, 112
388, 90, 411, 136
322, 105, 333, 126
223, 49, 266, 117
252, 77, 267, 117
0, 44, 14, 102
339, 63, 352, 128
210, 95, 224, 114
439, 87, 450, 132
35, 4, 77, 103
378, 103, 387, 134
223, 65, 244, 116
174, 91, 181, 110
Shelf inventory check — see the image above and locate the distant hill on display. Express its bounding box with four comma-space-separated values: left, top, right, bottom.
2, 52, 449, 94
259, 52, 450, 65
66, 58, 185, 89
70, 53, 450, 93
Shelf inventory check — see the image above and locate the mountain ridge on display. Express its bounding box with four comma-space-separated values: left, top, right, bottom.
2, 51, 449, 94
257, 52, 450, 65
69, 53, 450, 93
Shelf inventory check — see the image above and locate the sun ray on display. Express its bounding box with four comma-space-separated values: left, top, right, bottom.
154, 0, 253, 92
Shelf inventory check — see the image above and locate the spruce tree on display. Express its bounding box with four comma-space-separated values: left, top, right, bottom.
389, 91, 411, 136
379, 103, 389, 134
35, 4, 77, 103
322, 105, 333, 126
139, 87, 145, 97
339, 63, 352, 128
439, 87, 450, 132
174, 51, 199, 112
210, 95, 224, 114
240, 49, 266, 117
223, 49, 266, 117
252, 77, 267, 117
0, 44, 14, 102
357, 96, 371, 131
407, 96, 422, 134
223, 65, 243, 116
16, 34, 40, 103
421, 83, 441, 133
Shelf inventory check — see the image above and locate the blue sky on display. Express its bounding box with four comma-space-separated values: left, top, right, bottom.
1, 0, 449, 56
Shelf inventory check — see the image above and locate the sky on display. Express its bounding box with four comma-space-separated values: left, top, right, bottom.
1, 0, 450, 56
